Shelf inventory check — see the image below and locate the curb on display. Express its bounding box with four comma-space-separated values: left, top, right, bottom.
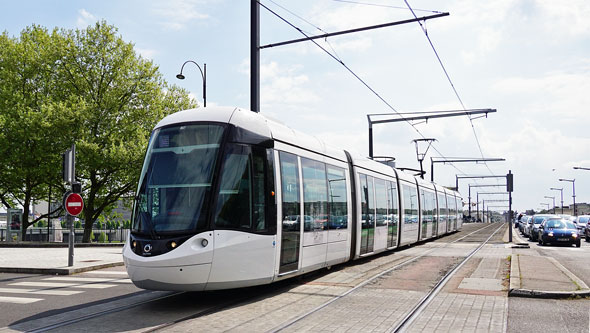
509, 288, 590, 299
0, 262, 124, 275
508, 235, 590, 299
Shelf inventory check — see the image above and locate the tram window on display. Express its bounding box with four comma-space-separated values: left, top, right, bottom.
388, 181, 399, 221
280, 152, 300, 231
438, 193, 448, 220
375, 179, 388, 227
360, 175, 369, 228
302, 158, 328, 232
214, 144, 268, 231
403, 184, 418, 224
424, 191, 435, 223
327, 166, 348, 229
133, 124, 224, 234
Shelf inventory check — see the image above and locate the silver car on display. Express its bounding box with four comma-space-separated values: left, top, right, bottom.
529, 214, 558, 241
576, 215, 590, 239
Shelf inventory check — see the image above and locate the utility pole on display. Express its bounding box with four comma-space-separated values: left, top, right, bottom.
251, 0, 260, 112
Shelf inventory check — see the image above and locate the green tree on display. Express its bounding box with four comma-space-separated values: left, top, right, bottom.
0, 22, 195, 241
0, 26, 72, 239
54, 21, 195, 242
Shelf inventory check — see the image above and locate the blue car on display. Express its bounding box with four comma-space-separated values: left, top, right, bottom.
538, 218, 581, 247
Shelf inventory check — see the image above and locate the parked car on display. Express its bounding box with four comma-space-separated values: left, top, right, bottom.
538, 218, 581, 247
529, 214, 557, 241
575, 215, 590, 239
520, 216, 532, 235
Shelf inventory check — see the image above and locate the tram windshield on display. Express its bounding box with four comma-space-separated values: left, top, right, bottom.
132, 124, 225, 236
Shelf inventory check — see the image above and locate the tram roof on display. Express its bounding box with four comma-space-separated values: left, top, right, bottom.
154, 106, 347, 161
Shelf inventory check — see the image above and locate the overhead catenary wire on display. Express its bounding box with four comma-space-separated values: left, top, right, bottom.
332, 0, 442, 14
403, 0, 498, 179
258, 0, 470, 177
266, 0, 344, 60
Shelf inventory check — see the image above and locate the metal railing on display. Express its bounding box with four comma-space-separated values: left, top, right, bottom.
1, 227, 130, 243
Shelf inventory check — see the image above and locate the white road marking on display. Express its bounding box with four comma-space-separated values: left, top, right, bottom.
0, 287, 83, 296
0, 296, 44, 304
44, 277, 131, 283
84, 271, 128, 276
10, 282, 116, 289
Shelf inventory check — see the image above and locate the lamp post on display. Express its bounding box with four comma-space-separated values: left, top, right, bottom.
559, 178, 576, 216
540, 202, 550, 213
544, 196, 555, 214
176, 60, 206, 107
550, 187, 563, 214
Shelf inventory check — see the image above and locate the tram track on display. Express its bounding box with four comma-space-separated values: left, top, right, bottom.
268, 222, 503, 333
15, 223, 501, 333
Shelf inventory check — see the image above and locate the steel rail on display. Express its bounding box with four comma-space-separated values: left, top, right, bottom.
390, 223, 505, 332
28, 291, 184, 333
269, 223, 498, 332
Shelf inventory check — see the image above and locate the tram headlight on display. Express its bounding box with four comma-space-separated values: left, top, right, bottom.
170, 241, 177, 248
132, 240, 137, 249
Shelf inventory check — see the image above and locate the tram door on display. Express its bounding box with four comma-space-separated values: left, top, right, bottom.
279, 152, 301, 274
360, 174, 375, 255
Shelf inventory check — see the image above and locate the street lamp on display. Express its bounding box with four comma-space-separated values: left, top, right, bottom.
550, 187, 563, 214
544, 196, 555, 214
573, 166, 590, 171
177, 60, 207, 107
558, 178, 576, 216
540, 202, 550, 213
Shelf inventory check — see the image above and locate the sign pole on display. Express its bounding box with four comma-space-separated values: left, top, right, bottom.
507, 170, 513, 243
68, 213, 74, 266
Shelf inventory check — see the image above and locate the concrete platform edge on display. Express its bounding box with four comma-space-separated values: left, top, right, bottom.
0, 262, 124, 275
509, 288, 590, 299
509, 253, 520, 290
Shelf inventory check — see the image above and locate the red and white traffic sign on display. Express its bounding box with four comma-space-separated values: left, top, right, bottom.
65, 193, 84, 216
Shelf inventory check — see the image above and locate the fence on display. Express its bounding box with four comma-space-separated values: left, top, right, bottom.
0, 227, 130, 243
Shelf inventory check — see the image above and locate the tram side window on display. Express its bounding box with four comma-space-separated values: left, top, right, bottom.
403, 184, 418, 224
426, 191, 436, 223
360, 175, 371, 228
327, 166, 348, 229
214, 144, 267, 232
301, 158, 328, 232
280, 152, 300, 231
375, 179, 388, 227
438, 193, 448, 221
388, 181, 399, 223
420, 189, 427, 223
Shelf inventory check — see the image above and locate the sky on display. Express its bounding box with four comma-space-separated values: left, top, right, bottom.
2, 0, 590, 214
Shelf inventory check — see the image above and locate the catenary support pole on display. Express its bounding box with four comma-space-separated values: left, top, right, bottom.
251, 0, 260, 112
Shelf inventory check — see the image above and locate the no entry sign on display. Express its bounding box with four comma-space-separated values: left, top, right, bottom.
65, 193, 84, 216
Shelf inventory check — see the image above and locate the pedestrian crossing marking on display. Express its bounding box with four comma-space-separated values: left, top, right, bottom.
0, 287, 82, 296
0, 296, 43, 304
44, 277, 131, 284
10, 282, 117, 289
84, 271, 128, 276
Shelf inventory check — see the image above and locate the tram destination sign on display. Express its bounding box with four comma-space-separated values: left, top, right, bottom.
64, 193, 84, 216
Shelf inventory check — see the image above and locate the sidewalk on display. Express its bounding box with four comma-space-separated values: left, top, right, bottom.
0, 245, 124, 275
507, 226, 590, 298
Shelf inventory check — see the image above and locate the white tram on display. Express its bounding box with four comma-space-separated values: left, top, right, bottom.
123, 106, 463, 291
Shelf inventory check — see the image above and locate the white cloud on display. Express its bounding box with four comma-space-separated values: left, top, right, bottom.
135, 47, 157, 60
152, 0, 209, 31
77, 9, 96, 28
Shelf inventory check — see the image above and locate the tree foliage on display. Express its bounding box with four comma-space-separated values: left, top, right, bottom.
0, 22, 195, 241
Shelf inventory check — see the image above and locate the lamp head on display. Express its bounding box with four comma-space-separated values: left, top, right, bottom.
176, 73, 185, 80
